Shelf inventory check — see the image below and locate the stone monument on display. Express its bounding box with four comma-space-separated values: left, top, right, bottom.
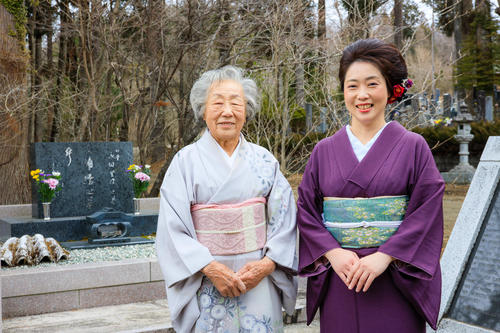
431, 136, 500, 332
485, 96, 493, 122
30, 142, 134, 218
442, 94, 452, 118
0, 142, 158, 249
441, 102, 476, 184
305, 103, 312, 131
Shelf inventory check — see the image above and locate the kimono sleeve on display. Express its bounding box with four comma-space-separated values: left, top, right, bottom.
379, 135, 444, 280
297, 143, 341, 277
262, 156, 298, 315
263, 160, 297, 272
155, 153, 214, 288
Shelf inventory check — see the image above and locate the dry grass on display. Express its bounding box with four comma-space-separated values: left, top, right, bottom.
286, 174, 468, 252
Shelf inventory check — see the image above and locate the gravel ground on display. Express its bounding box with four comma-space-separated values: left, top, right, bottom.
1, 242, 157, 271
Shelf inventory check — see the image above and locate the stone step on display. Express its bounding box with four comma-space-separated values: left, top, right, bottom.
2, 258, 165, 318
2, 298, 313, 333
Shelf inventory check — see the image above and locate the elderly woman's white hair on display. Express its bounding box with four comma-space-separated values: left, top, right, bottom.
190, 65, 260, 120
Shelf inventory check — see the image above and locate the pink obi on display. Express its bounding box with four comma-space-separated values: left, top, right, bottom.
191, 197, 267, 255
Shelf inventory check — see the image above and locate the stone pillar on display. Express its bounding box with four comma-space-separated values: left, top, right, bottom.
305, 103, 312, 131
443, 93, 452, 118
485, 96, 493, 122
319, 107, 327, 133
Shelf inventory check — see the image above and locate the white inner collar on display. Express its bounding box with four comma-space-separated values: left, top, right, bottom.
346, 122, 389, 162
211, 133, 241, 168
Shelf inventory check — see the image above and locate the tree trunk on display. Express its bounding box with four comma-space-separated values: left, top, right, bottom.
393, 0, 403, 49
50, 0, 69, 142
217, 0, 231, 66
318, 0, 326, 40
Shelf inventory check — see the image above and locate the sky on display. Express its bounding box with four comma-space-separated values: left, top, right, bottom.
323, 0, 436, 28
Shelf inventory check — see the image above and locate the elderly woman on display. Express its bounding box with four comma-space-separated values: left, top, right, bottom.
156, 65, 297, 333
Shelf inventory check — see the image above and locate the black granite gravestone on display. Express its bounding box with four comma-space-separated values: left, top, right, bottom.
443, 93, 452, 118
30, 142, 134, 218
448, 184, 500, 330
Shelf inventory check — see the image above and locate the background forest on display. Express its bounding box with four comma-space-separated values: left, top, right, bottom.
0, 0, 499, 204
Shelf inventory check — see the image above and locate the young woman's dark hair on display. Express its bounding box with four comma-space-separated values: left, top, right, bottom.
339, 39, 408, 99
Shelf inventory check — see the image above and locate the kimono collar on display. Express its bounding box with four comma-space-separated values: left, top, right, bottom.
199, 129, 246, 167
333, 121, 407, 192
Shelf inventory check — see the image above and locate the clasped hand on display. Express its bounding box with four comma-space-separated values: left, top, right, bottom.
201, 257, 275, 298
324, 248, 393, 292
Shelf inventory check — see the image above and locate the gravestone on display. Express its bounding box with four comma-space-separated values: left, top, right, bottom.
432, 136, 500, 332
420, 93, 428, 111
30, 142, 134, 218
305, 103, 312, 131
443, 94, 452, 118
485, 96, 493, 122
476, 90, 486, 120
411, 93, 420, 113
1, 141, 157, 247
318, 107, 327, 133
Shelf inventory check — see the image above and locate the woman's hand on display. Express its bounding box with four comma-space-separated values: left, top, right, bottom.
201, 261, 246, 297
324, 248, 359, 287
347, 252, 394, 292
236, 256, 276, 292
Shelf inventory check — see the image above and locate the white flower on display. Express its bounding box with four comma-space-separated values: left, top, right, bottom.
199, 294, 211, 308
52, 171, 61, 176
251, 322, 268, 333
240, 315, 256, 330
210, 305, 226, 320
145, 164, 151, 169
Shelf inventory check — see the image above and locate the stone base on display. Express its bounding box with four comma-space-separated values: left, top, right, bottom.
0, 211, 158, 243
2, 258, 165, 318
441, 164, 476, 184
61, 237, 154, 250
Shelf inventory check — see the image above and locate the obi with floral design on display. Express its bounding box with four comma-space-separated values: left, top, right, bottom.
191, 197, 267, 255
323, 195, 409, 248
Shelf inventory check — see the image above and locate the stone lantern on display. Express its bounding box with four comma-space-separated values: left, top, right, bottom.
442, 101, 476, 183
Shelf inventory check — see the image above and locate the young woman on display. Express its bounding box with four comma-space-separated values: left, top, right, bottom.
297, 39, 444, 332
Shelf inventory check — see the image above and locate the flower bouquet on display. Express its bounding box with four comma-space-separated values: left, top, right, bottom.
30, 169, 62, 203
126, 164, 151, 198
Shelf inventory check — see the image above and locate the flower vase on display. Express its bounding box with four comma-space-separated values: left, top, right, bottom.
133, 198, 140, 215
42, 202, 51, 220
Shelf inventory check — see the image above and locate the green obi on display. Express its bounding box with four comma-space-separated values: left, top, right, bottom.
323, 195, 409, 248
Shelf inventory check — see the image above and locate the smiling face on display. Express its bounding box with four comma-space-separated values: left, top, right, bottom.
204, 79, 246, 146
343, 61, 389, 129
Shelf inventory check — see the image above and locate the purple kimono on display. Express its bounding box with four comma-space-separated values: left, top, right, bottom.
297, 122, 444, 332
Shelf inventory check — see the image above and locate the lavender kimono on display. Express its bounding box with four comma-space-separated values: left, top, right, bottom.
156, 130, 297, 333
297, 122, 444, 332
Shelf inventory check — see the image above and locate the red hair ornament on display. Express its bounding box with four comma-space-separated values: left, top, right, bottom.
387, 79, 412, 104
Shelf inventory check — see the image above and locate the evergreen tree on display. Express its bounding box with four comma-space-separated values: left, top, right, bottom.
456, 1, 499, 95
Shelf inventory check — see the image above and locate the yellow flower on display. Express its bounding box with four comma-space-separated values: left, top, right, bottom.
33, 175, 39, 181
127, 164, 135, 170
30, 169, 41, 177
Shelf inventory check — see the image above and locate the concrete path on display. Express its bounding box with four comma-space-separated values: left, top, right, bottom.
3, 298, 319, 333
2, 299, 172, 333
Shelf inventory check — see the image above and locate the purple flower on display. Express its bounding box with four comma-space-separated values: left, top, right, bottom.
134, 172, 150, 182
